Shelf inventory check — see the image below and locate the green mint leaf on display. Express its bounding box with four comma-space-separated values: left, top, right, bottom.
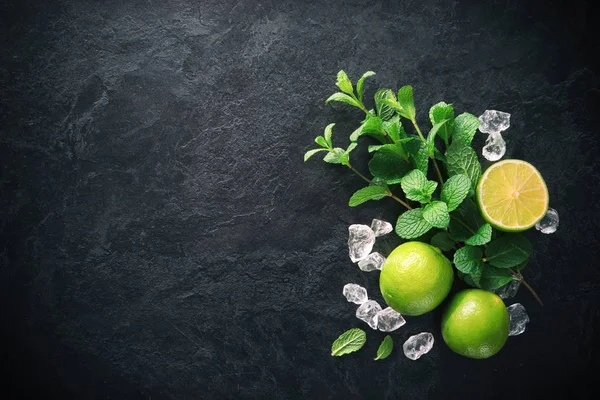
374, 335, 394, 361
485, 234, 532, 268
315, 136, 328, 148
326, 92, 361, 108
397, 85, 416, 120
362, 116, 384, 135
430, 231, 456, 251
465, 223, 493, 246
423, 201, 450, 228
467, 265, 514, 290
445, 140, 482, 193
324, 123, 335, 148
395, 208, 433, 239
426, 119, 450, 155
331, 328, 367, 356
433, 147, 447, 163
406, 140, 429, 175
374, 88, 396, 121
382, 115, 408, 142
368, 145, 384, 153
335, 70, 354, 95
324, 148, 349, 165
356, 71, 376, 103
448, 199, 486, 241
304, 148, 328, 162
453, 246, 484, 274
429, 102, 455, 141
369, 146, 412, 184
349, 124, 363, 142
349, 185, 389, 207
453, 113, 480, 145
440, 174, 470, 211
400, 169, 437, 203
345, 142, 358, 155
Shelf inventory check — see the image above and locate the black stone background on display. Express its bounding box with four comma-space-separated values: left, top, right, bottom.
1, 0, 599, 398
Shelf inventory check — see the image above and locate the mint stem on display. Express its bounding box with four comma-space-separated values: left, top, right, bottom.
509, 269, 543, 306
411, 118, 445, 184
347, 163, 412, 210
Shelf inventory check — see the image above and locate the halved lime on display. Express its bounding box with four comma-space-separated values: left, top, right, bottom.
477, 159, 549, 232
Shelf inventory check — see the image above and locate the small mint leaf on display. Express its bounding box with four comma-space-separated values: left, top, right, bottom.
324, 123, 335, 148
426, 119, 449, 155
303, 148, 327, 162
374, 89, 396, 121
315, 136, 328, 148
331, 328, 367, 356
326, 92, 361, 108
429, 102, 455, 141
430, 231, 456, 251
465, 223, 493, 246
395, 208, 433, 239
468, 266, 514, 290
453, 113, 480, 145
440, 174, 470, 211
454, 246, 484, 274
400, 169, 437, 203
397, 85, 416, 120
445, 140, 482, 193
485, 234, 532, 268
348, 186, 389, 207
356, 71, 375, 103
374, 335, 393, 361
423, 201, 450, 228
368, 146, 412, 184
335, 70, 354, 95
345, 142, 358, 155
323, 148, 348, 165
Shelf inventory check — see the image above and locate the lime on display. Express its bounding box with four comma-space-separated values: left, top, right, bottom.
441, 289, 509, 359
477, 159, 549, 232
379, 241, 453, 316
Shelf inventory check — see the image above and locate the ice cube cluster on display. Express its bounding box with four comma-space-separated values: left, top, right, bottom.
342, 283, 406, 332
478, 110, 510, 161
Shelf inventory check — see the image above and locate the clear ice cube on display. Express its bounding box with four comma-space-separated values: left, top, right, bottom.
356, 300, 382, 330
482, 132, 506, 161
507, 303, 529, 336
348, 224, 376, 263
342, 283, 368, 305
535, 207, 559, 234
478, 110, 511, 134
376, 307, 406, 332
494, 279, 521, 299
371, 219, 393, 237
358, 252, 386, 272
403, 332, 434, 360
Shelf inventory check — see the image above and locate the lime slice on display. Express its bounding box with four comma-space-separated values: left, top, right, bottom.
477, 159, 549, 231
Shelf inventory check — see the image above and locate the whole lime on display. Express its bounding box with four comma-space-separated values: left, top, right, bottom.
441, 289, 509, 359
379, 241, 453, 316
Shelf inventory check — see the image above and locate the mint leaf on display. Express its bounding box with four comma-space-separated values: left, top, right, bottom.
400, 169, 437, 203
406, 140, 429, 175
374, 335, 393, 361
448, 199, 486, 241
348, 186, 389, 207
315, 136, 328, 148
362, 116, 384, 135
368, 145, 384, 153
324, 148, 349, 165
374, 88, 396, 121
331, 328, 366, 356
345, 142, 357, 155
465, 223, 493, 246
369, 146, 412, 184
326, 92, 361, 108
304, 148, 328, 162
396, 208, 432, 239
336, 70, 354, 95
430, 231, 456, 251
323, 123, 334, 148
445, 140, 482, 192
468, 265, 514, 290
383, 115, 407, 142
440, 174, 470, 211
423, 201, 450, 228
453, 246, 484, 274
426, 119, 449, 153
453, 113, 480, 145
356, 71, 375, 103
429, 102, 455, 141
485, 234, 532, 268
397, 85, 416, 120
349, 124, 363, 142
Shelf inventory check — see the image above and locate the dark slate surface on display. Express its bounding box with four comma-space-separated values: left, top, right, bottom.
1, 0, 599, 398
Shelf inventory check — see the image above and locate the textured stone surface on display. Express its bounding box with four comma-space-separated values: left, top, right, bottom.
1, 0, 599, 398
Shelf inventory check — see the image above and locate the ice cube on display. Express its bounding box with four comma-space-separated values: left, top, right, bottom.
482, 132, 506, 161
403, 332, 434, 360
348, 224, 376, 262
493, 279, 521, 299
376, 307, 406, 332
358, 252, 386, 272
356, 300, 382, 330
371, 219, 393, 237
478, 110, 511, 134
342, 283, 368, 305
535, 207, 559, 234
507, 303, 529, 336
